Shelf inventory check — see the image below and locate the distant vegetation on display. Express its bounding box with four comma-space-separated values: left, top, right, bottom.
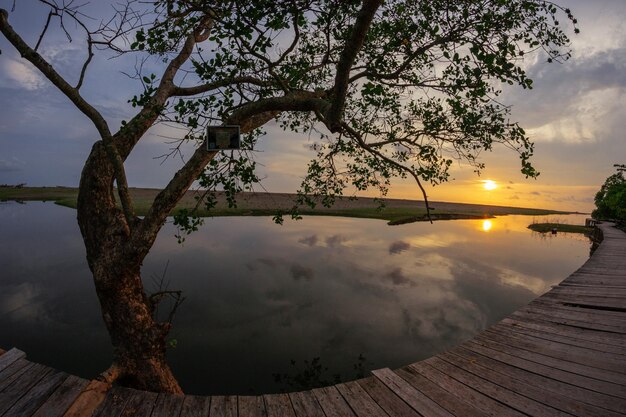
0, 186, 571, 225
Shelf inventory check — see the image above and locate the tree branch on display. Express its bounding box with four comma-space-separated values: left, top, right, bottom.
0, 9, 110, 138
226, 91, 329, 131
326, 0, 382, 131
113, 14, 215, 159
341, 122, 433, 223
34, 10, 53, 51
0, 8, 137, 225
171, 76, 271, 97
130, 145, 218, 258
347, 33, 461, 84
76, 37, 94, 90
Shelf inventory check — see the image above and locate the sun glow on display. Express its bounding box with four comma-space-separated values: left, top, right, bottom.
483, 180, 497, 191
482, 219, 493, 232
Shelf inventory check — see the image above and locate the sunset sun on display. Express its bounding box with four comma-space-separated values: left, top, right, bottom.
483, 180, 497, 191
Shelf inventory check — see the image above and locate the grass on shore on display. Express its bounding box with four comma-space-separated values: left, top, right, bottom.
527, 223, 591, 234
1, 185, 571, 224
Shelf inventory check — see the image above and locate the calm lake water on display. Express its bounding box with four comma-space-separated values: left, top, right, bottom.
0, 202, 590, 394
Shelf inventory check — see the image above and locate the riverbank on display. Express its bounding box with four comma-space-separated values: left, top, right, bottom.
0, 185, 575, 224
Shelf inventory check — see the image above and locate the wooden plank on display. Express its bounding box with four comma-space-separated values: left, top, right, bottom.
425, 356, 572, 417
483, 326, 626, 371
312, 385, 357, 417
151, 393, 185, 417
453, 346, 626, 414
463, 339, 626, 399
529, 297, 626, 320
119, 390, 157, 417
562, 270, 626, 279
180, 395, 211, 417
522, 303, 626, 328
407, 361, 525, 417
583, 257, 626, 264
500, 316, 626, 350
566, 272, 626, 281
0, 349, 26, 373
532, 298, 626, 319
503, 315, 626, 349
0, 359, 34, 392
209, 395, 237, 417
505, 313, 626, 347
264, 393, 295, 417
492, 321, 626, 359
288, 391, 325, 417
357, 376, 421, 417
3, 370, 67, 417
335, 380, 389, 417
476, 331, 626, 384
238, 395, 266, 417
62, 379, 110, 417
560, 281, 626, 289
440, 350, 622, 417
563, 281, 626, 290
540, 293, 626, 310
0, 363, 51, 415
374, 368, 483, 417
510, 308, 625, 334
567, 269, 626, 278
31, 375, 89, 417
92, 386, 136, 417
550, 286, 626, 298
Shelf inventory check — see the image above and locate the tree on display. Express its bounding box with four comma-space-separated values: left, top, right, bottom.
593, 164, 626, 223
0, 0, 577, 393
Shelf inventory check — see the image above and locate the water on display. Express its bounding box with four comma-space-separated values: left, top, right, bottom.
0, 202, 590, 394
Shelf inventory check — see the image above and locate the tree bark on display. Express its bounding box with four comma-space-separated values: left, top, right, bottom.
77, 141, 183, 394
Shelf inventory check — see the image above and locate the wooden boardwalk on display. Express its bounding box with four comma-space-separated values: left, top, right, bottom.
1, 222, 625, 417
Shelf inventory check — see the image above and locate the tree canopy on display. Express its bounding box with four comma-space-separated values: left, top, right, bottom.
593, 164, 626, 223
141, 0, 578, 227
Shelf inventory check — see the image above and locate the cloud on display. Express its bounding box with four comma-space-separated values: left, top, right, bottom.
389, 240, 410, 254
298, 235, 318, 246
325, 234, 347, 248
0, 157, 23, 173
290, 264, 314, 281
246, 257, 281, 271
448, 258, 537, 324
0, 59, 46, 91
505, 44, 626, 145
384, 268, 414, 286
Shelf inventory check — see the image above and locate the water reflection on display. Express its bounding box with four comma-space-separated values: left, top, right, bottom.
482, 219, 493, 232
0, 203, 590, 394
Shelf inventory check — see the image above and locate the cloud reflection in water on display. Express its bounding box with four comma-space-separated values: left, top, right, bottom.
0, 203, 590, 395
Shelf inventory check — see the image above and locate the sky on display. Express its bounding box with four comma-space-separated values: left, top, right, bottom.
0, 0, 625, 213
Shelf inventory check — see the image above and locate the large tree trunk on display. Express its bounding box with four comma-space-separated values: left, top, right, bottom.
77, 141, 183, 394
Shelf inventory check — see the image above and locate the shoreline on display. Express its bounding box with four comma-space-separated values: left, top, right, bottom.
0, 186, 579, 225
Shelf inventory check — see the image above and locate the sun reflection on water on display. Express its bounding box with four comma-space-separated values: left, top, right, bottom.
482, 219, 493, 232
